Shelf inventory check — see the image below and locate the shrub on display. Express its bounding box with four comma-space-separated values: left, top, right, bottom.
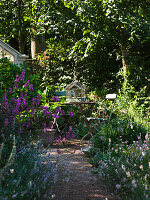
95, 136, 150, 200
0, 57, 42, 100
0, 144, 55, 199
0, 58, 22, 99
0, 69, 60, 138
92, 119, 148, 152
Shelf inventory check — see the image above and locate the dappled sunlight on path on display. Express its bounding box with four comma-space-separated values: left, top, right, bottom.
45, 139, 119, 200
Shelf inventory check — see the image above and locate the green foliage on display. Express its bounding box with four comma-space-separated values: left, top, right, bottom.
0, 58, 22, 99
0, 136, 16, 184
116, 74, 150, 125
94, 139, 150, 200
0, 0, 150, 95
37, 42, 73, 91
92, 119, 148, 152
0, 145, 55, 199
0, 57, 42, 100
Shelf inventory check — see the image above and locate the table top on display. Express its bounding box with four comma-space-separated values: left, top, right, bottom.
63, 101, 97, 105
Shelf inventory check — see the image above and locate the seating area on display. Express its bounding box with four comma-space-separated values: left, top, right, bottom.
53, 90, 117, 147
79, 94, 117, 144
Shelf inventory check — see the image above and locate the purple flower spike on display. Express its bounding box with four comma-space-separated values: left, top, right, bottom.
69, 111, 74, 117
24, 80, 30, 88
57, 149, 61, 154
14, 83, 18, 90
29, 84, 33, 91
69, 126, 73, 132
51, 96, 59, 102
19, 70, 25, 82
55, 97, 59, 102
4, 118, 9, 126
3, 93, 8, 102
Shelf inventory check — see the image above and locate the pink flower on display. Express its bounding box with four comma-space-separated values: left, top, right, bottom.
14, 78, 18, 82
62, 138, 66, 142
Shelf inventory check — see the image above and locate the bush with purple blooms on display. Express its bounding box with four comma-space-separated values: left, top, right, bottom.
0, 69, 75, 166
0, 69, 77, 199
0, 57, 42, 100
0, 69, 63, 144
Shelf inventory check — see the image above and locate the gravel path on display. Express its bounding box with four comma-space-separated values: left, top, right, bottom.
45, 139, 119, 200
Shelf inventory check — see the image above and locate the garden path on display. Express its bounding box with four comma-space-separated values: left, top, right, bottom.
44, 139, 119, 200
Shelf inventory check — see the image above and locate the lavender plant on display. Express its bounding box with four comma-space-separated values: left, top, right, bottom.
0, 144, 55, 199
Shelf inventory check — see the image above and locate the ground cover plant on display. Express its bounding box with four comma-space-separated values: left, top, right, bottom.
92, 119, 148, 152
88, 111, 150, 199
93, 133, 150, 200
0, 143, 55, 199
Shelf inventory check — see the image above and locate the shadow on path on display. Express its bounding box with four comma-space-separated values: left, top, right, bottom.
45, 139, 120, 200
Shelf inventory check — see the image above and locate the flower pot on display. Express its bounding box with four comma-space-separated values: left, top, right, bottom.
41, 129, 57, 146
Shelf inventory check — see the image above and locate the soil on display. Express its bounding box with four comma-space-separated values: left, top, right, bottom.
44, 139, 120, 200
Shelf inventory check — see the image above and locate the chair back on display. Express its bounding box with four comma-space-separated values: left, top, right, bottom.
102, 93, 117, 121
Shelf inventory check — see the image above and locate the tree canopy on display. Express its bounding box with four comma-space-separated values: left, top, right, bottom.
0, 0, 150, 93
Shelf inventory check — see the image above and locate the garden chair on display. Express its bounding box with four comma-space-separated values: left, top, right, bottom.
54, 91, 74, 139
80, 94, 117, 144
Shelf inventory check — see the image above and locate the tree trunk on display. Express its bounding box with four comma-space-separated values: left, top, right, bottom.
120, 28, 128, 74
31, 27, 45, 59
17, 0, 24, 54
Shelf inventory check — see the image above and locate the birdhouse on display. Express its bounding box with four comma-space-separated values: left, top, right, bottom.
65, 81, 86, 102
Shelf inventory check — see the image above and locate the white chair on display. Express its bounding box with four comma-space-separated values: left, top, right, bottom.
80, 94, 117, 143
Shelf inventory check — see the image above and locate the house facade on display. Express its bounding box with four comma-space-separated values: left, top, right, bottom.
0, 39, 28, 65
